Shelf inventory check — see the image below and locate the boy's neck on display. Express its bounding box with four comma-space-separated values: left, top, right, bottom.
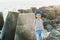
37, 18, 41, 20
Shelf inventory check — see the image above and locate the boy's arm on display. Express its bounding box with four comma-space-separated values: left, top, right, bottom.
41, 19, 44, 30
42, 23, 44, 30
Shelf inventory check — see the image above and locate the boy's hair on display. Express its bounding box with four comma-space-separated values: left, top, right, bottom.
34, 10, 42, 15
34, 10, 42, 18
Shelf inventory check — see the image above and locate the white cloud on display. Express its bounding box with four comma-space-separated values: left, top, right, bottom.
0, 0, 60, 10
0, 0, 60, 21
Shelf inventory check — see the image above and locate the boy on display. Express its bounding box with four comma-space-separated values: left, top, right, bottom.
32, 10, 44, 40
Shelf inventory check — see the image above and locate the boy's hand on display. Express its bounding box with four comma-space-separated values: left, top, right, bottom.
42, 29, 44, 31
31, 29, 34, 34
31, 31, 34, 34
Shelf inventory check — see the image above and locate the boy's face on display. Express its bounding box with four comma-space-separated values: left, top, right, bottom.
36, 14, 41, 19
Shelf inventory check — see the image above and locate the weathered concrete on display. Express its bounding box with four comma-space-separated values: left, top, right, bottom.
0, 12, 4, 30
15, 13, 35, 40
31, 7, 37, 13
1, 12, 19, 40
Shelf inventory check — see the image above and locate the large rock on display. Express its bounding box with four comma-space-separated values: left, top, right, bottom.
0, 12, 4, 30
1, 12, 19, 40
39, 6, 60, 19
46, 29, 60, 40
54, 6, 60, 16
55, 24, 60, 31
45, 24, 53, 32
15, 13, 35, 40
43, 29, 50, 40
42, 17, 60, 32
41, 7, 56, 19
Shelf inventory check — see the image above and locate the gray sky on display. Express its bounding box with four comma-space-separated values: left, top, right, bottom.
0, 0, 60, 21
